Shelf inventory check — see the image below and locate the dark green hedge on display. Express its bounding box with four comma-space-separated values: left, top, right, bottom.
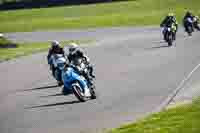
0, 0, 132, 11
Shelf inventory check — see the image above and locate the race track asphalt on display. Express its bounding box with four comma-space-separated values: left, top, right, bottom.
1, 27, 200, 133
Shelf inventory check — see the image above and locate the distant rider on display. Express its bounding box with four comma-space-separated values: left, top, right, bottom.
193, 15, 200, 31
183, 11, 194, 32
160, 13, 178, 40
67, 43, 95, 86
47, 40, 64, 76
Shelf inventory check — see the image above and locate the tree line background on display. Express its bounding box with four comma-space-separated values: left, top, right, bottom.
0, 0, 130, 10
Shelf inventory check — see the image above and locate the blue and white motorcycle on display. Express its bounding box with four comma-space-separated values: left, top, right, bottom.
62, 58, 96, 102
49, 54, 67, 86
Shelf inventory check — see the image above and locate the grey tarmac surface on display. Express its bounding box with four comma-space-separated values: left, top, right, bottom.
1, 27, 200, 133
4, 27, 158, 43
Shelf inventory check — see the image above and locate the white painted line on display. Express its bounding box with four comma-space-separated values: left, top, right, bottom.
156, 62, 200, 111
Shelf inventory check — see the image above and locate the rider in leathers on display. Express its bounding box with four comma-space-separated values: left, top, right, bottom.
67, 43, 95, 86
183, 11, 194, 32
160, 13, 178, 40
47, 41, 64, 76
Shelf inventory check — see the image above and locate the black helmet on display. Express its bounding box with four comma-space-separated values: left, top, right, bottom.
186, 11, 192, 16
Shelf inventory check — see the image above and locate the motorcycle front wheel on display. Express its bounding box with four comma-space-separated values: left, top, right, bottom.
167, 33, 173, 46
72, 82, 86, 102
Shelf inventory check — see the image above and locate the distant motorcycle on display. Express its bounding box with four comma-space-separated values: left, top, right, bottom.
49, 54, 67, 86
62, 58, 96, 102
184, 17, 194, 36
163, 23, 176, 46
193, 16, 200, 31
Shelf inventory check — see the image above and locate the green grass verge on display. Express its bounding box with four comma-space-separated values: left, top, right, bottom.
0, 37, 13, 45
0, 38, 91, 61
108, 99, 200, 133
0, 0, 200, 32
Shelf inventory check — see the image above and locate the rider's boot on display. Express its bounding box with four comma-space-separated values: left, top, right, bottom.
88, 65, 95, 78
90, 73, 95, 78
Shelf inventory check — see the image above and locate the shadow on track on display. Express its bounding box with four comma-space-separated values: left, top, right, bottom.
144, 45, 169, 50
22, 85, 59, 92
25, 100, 80, 109
151, 45, 169, 49
143, 40, 172, 50
39, 93, 72, 98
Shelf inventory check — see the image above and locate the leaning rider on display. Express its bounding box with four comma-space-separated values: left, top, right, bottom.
160, 13, 178, 40
67, 43, 95, 86
47, 40, 64, 76
183, 11, 194, 31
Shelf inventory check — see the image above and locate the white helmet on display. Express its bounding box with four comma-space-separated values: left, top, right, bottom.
51, 40, 60, 47
69, 42, 78, 53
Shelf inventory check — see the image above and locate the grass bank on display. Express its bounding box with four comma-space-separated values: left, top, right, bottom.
108, 98, 200, 133
0, 38, 89, 61
0, 39, 48, 61
0, 0, 200, 32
